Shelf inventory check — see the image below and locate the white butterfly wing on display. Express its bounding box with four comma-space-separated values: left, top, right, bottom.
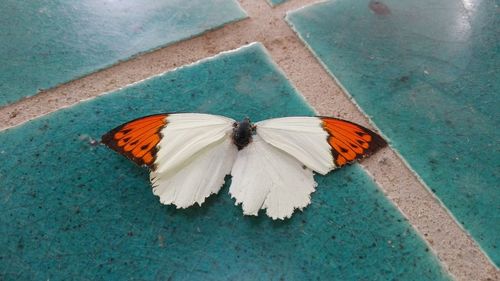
154, 113, 235, 173
151, 137, 237, 208
229, 116, 333, 219
229, 134, 317, 220
255, 117, 334, 175
150, 113, 237, 208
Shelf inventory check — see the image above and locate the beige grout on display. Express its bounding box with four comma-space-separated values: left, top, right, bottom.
0, 0, 498, 279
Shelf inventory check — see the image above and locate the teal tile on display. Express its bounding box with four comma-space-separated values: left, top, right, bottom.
0, 43, 450, 280
287, 0, 500, 266
0, 0, 246, 107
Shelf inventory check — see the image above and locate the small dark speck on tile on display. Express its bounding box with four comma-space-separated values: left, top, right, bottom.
369, 0, 391, 15
379, 157, 389, 166
157, 235, 165, 248
17, 238, 24, 250
399, 76, 410, 83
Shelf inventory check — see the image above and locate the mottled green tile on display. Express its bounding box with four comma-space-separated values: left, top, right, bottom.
287, 0, 500, 266
0, 0, 246, 107
0, 43, 450, 280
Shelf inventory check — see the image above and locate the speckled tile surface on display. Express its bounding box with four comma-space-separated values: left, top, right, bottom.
0, 0, 246, 107
287, 0, 500, 266
0, 44, 450, 280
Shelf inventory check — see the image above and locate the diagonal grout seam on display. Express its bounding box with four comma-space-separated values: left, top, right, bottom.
0, 0, 497, 279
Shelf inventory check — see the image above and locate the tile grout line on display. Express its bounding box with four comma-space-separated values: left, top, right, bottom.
0, 0, 497, 279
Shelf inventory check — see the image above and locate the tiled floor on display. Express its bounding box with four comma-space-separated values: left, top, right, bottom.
0, 0, 246, 106
0, 44, 450, 280
0, 0, 498, 280
287, 0, 500, 266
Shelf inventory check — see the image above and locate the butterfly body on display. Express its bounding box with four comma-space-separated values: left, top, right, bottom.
232, 118, 256, 150
102, 113, 386, 219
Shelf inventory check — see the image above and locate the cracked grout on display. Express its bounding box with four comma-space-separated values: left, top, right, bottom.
0, 0, 497, 279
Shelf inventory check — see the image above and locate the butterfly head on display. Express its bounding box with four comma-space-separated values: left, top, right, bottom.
232, 117, 256, 150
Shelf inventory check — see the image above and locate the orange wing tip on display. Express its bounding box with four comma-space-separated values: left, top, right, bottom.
101, 114, 168, 168
320, 117, 387, 167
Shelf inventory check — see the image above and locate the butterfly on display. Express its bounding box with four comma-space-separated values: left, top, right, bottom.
101, 113, 387, 219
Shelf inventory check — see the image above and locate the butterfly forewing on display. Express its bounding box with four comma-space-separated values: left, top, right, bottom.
255, 117, 334, 175
101, 114, 168, 167
320, 117, 387, 167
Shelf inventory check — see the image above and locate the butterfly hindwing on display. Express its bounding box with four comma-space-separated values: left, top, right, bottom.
101, 114, 168, 167
229, 134, 317, 220
151, 137, 237, 208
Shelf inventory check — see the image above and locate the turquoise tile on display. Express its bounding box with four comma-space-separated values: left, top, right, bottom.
0, 0, 246, 107
0, 43, 450, 280
287, 0, 500, 266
